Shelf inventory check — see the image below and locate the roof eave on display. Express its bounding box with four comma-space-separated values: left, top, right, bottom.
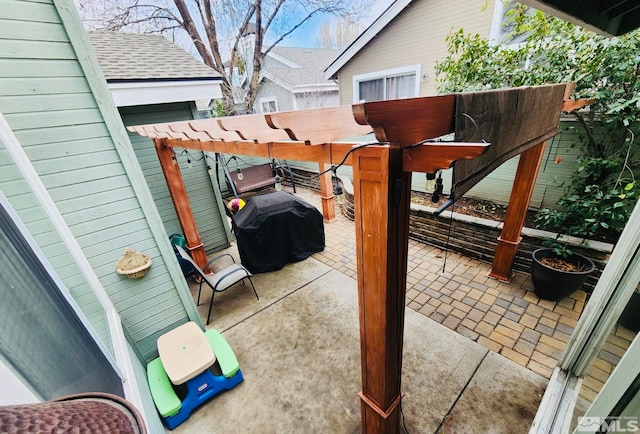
292, 83, 339, 94
519, 0, 640, 36
323, 0, 415, 79
105, 76, 223, 83
107, 79, 223, 107
261, 70, 295, 92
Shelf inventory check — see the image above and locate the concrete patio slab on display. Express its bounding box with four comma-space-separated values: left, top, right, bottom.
439, 351, 547, 433
173, 259, 547, 433
193, 251, 332, 331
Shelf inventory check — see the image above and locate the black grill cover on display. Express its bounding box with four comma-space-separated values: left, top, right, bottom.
232, 192, 325, 273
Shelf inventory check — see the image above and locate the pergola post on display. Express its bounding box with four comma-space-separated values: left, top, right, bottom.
154, 139, 208, 270
353, 145, 411, 433
318, 162, 336, 222
489, 141, 547, 281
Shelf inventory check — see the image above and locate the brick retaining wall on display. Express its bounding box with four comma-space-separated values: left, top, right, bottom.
284, 169, 611, 293
335, 174, 611, 293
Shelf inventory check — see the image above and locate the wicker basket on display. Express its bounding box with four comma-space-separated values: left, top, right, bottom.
116, 247, 152, 279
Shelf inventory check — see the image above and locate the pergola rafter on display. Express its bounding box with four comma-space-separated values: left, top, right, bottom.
130, 88, 575, 434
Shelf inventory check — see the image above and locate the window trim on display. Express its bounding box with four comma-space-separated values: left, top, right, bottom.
352, 64, 421, 103
259, 96, 279, 113
488, 0, 505, 45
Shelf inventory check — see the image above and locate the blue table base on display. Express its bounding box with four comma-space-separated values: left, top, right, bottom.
164, 368, 244, 429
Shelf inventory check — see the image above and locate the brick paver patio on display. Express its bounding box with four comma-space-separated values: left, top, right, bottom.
299, 190, 633, 393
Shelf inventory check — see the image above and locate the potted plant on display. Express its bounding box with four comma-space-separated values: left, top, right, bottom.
530, 238, 595, 301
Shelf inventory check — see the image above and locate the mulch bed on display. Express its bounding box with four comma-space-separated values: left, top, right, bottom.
410, 191, 539, 228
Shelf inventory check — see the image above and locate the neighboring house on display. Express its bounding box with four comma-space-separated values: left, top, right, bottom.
0, 1, 203, 431
323, 0, 584, 210
324, 0, 500, 104
218, 43, 342, 187
88, 31, 233, 254
255, 46, 340, 113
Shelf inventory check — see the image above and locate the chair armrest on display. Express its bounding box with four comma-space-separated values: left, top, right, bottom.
209, 264, 251, 291
205, 253, 236, 269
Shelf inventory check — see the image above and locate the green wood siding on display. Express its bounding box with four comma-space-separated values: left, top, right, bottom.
0, 0, 193, 364
0, 148, 113, 355
464, 122, 586, 210
120, 103, 231, 253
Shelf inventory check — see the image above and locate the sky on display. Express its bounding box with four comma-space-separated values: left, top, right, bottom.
282, 0, 394, 48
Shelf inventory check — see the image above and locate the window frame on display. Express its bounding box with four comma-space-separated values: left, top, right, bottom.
352, 64, 421, 103
259, 97, 279, 113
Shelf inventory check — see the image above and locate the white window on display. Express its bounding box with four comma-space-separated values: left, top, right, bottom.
0, 194, 123, 400
489, 0, 532, 46
259, 97, 278, 113
353, 65, 421, 103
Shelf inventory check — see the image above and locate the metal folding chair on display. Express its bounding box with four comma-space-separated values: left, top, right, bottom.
175, 246, 259, 324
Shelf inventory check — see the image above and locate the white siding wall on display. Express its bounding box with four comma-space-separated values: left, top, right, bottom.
294, 91, 339, 110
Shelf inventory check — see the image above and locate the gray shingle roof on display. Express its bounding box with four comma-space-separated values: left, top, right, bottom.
266, 47, 339, 88
88, 31, 221, 81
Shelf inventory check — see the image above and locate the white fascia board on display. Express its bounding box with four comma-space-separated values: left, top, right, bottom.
263, 70, 338, 94
108, 80, 223, 107
292, 83, 339, 94
323, 0, 414, 79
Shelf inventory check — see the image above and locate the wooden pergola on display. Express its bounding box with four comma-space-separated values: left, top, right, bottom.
130, 87, 578, 434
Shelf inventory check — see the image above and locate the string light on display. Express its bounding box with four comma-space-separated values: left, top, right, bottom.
425, 172, 437, 192
229, 157, 244, 180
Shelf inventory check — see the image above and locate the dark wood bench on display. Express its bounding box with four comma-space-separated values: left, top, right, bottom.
216, 154, 296, 198
228, 163, 275, 195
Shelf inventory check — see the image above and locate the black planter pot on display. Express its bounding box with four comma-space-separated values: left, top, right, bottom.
531, 248, 595, 301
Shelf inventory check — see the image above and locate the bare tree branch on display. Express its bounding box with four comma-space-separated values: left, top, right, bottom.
264, 9, 325, 55
263, 0, 286, 34
78, 0, 365, 114
173, 0, 215, 67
